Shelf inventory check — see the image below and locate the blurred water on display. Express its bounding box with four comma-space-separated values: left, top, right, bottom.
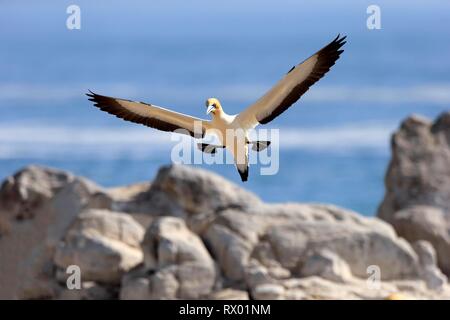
0, 1, 449, 215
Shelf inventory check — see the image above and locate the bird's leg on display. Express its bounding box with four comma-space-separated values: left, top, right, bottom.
249, 141, 271, 152
197, 143, 225, 154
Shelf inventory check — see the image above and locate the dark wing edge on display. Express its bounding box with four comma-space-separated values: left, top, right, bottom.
86, 91, 205, 138
259, 34, 346, 124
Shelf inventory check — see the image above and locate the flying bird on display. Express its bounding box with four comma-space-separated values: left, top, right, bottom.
87, 35, 346, 182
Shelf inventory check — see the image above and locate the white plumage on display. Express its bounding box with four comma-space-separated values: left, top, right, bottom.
87, 35, 346, 181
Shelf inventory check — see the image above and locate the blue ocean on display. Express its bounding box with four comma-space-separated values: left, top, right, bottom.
1, 1, 449, 215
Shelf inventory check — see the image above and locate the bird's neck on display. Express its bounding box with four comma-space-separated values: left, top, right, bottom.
212, 109, 234, 126
212, 109, 227, 120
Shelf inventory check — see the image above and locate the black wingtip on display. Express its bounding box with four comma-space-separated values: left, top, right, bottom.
335, 34, 347, 45
86, 90, 96, 98
331, 34, 347, 54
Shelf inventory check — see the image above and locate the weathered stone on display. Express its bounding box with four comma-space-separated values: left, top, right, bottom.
3, 155, 450, 300
279, 276, 450, 300
299, 249, 353, 283
0, 165, 73, 222
252, 283, 285, 300
57, 282, 116, 300
204, 204, 420, 282
413, 240, 447, 290
121, 278, 152, 300
54, 209, 144, 284
118, 165, 262, 233
137, 217, 216, 299
378, 112, 450, 275
244, 260, 277, 289
207, 289, 249, 300
0, 167, 113, 299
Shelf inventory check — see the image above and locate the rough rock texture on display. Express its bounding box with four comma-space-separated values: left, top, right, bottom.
413, 240, 447, 290
207, 289, 249, 300
299, 249, 353, 283
204, 204, 419, 282
54, 209, 144, 284
378, 112, 450, 275
2, 149, 450, 299
0, 166, 113, 299
115, 164, 262, 233
57, 282, 117, 300
120, 217, 216, 299
277, 276, 449, 300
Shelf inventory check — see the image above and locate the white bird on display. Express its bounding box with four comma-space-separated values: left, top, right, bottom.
87, 35, 346, 181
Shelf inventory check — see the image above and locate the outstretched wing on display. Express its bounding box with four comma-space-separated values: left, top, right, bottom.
87, 91, 210, 138
236, 35, 346, 129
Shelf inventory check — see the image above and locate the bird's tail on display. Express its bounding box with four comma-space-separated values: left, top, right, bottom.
234, 143, 249, 182
236, 165, 249, 182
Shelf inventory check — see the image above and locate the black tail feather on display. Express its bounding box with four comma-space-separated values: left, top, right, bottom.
237, 166, 249, 182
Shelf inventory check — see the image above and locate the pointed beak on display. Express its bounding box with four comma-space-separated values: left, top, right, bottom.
206, 105, 216, 115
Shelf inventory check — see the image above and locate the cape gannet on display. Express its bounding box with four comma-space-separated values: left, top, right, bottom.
87, 35, 346, 181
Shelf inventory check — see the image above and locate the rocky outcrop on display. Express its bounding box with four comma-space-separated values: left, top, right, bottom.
204, 203, 422, 281
202, 203, 450, 299
378, 112, 450, 276
54, 209, 144, 284
299, 249, 353, 283
1, 150, 450, 299
412, 241, 447, 291
120, 217, 216, 299
114, 164, 262, 233
0, 166, 113, 299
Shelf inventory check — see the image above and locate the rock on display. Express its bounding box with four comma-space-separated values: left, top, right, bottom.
280, 276, 450, 300
120, 264, 188, 300
414, 240, 438, 267
149, 268, 180, 299
204, 203, 421, 283
153, 164, 262, 214
118, 165, 262, 232
120, 266, 153, 300
387, 206, 448, 250
251, 242, 291, 279
54, 209, 144, 284
57, 282, 116, 300
283, 277, 364, 300
143, 217, 213, 269
207, 289, 249, 300
3, 159, 450, 300
0, 165, 112, 225
123, 217, 216, 299
385, 293, 412, 300
244, 260, 277, 289
108, 182, 152, 203
107, 182, 154, 228
299, 249, 353, 283
413, 240, 447, 290
0, 166, 113, 299
378, 112, 450, 275
0, 165, 72, 222
252, 283, 285, 300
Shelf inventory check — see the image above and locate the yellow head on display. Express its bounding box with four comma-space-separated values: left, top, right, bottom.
205, 98, 222, 115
